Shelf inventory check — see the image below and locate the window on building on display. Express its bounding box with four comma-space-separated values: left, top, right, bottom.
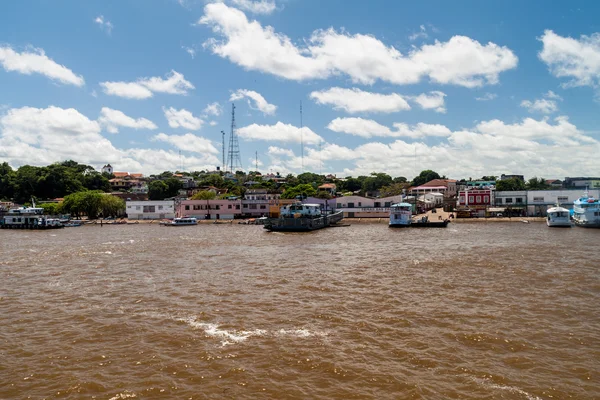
505, 198, 513, 203
469, 196, 474, 203
228, 205, 232, 209
216, 205, 220, 210
260, 205, 266, 209
516, 198, 523, 204
558, 196, 568, 202
243, 204, 248, 208
497, 198, 503, 204
476, 196, 481, 203
374, 202, 381, 207
384, 202, 391, 207
185, 205, 190, 210
250, 204, 257, 210
484, 196, 489, 203
158, 205, 163, 210
533, 197, 544, 202
193, 205, 200, 210
358, 202, 362, 207
136, 206, 141, 210
143, 205, 156, 213
236, 205, 240, 209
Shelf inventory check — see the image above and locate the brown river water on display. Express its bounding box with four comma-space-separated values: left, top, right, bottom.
0, 222, 598, 399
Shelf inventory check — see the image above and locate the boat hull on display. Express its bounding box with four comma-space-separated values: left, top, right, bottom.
264, 211, 343, 232
408, 220, 449, 228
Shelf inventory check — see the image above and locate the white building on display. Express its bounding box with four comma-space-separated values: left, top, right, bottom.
126, 200, 175, 220
527, 189, 600, 216
335, 195, 406, 218
101, 164, 113, 174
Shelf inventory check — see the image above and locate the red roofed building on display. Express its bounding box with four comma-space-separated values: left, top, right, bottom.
410, 179, 457, 198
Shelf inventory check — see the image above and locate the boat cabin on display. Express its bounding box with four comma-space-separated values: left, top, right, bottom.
280, 203, 322, 218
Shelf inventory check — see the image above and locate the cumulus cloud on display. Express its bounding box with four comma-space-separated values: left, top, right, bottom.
268, 146, 295, 157
0, 45, 84, 86
520, 90, 563, 114
94, 15, 113, 35
310, 87, 411, 113
327, 117, 452, 139
98, 107, 157, 133
152, 132, 218, 154
0, 106, 219, 173
538, 30, 600, 89
230, 0, 276, 15
237, 122, 322, 144
203, 102, 223, 117
409, 25, 428, 41
100, 70, 194, 99
163, 107, 204, 130
199, 3, 517, 87
475, 93, 498, 101
410, 91, 447, 113
230, 89, 277, 115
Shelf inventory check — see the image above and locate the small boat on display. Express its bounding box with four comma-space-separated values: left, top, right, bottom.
572, 189, 600, 228
388, 202, 413, 228
546, 204, 572, 227
409, 215, 450, 228
264, 202, 343, 232
63, 221, 82, 227
161, 217, 198, 226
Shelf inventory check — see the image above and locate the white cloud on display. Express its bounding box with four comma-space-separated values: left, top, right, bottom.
94, 15, 113, 35
209, 121, 218, 126
152, 132, 218, 154
230, 89, 277, 115
203, 102, 223, 116
475, 93, 497, 101
237, 122, 322, 144
230, 0, 276, 15
182, 46, 196, 58
310, 87, 411, 114
199, 3, 517, 87
410, 91, 446, 113
163, 107, 204, 130
327, 117, 452, 139
538, 30, 600, 88
99, 107, 157, 133
268, 146, 294, 157
409, 25, 428, 41
0, 45, 84, 86
520, 91, 563, 114
100, 70, 194, 99
0, 106, 219, 173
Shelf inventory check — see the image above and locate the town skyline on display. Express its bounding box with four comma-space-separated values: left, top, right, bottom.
1, 1, 600, 178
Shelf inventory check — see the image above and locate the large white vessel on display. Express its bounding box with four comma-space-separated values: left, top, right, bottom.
546, 204, 571, 227
162, 217, 198, 226
388, 202, 413, 227
572, 190, 600, 228
0, 205, 64, 230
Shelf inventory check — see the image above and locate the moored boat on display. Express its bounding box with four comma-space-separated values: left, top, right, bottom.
388, 202, 413, 228
409, 215, 450, 228
264, 202, 343, 232
546, 204, 572, 227
161, 217, 198, 226
0, 204, 64, 230
572, 190, 600, 228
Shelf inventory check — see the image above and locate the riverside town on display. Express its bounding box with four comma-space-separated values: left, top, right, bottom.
1, 161, 599, 229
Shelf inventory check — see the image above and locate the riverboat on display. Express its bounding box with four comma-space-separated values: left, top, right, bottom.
388, 202, 413, 227
572, 190, 600, 228
0, 205, 64, 230
161, 217, 198, 226
546, 204, 572, 227
409, 215, 450, 228
263, 202, 343, 232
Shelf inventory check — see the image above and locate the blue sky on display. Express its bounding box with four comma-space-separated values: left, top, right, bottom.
1, 0, 599, 179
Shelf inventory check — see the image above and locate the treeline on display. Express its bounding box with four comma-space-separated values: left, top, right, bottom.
0, 161, 111, 203
40, 191, 125, 219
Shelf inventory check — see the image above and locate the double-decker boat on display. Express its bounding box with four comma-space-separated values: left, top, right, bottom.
161, 217, 198, 226
546, 204, 572, 227
572, 190, 600, 228
0, 204, 64, 230
388, 202, 413, 227
263, 202, 343, 232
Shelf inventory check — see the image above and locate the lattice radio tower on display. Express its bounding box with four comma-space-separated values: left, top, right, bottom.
227, 103, 243, 173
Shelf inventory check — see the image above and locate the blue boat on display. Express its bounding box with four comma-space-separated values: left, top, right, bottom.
572, 190, 600, 228
388, 202, 413, 227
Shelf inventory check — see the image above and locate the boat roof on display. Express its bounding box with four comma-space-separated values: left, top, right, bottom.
391, 202, 412, 207
547, 206, 569, 212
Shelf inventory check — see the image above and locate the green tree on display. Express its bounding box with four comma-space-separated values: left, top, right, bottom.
61, 191, 104, 219
362, 172, 393, 193
281, 184, 317, 199
191, 190, 216, 200
496, 178, 526, 191
148, 180, 168, 200
0, 162, 15, 200
39, 202, 62, 216
379, 182, 410, 197
411, 170, 442, 187
99, 195, 125, 217
526, 177, 550, 190
163, 178, 183, 198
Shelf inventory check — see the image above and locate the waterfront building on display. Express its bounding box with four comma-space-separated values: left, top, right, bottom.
126, 200, 175, 220
335, 195, 405, 218
242, 189, 282, 217
178, 198, 242, 220
494, 190, 527, 216
563, 177, 600, 190
410, 179, 457, 198
457, 189, 494, 217
526, 189, 600, 217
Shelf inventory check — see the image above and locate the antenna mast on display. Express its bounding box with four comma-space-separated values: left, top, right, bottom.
300, 101, 304, 173
227, 103, 243, 173
221, 130, 225, 172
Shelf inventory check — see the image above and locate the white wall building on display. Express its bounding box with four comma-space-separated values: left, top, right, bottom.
527, 189, 600, 216
126, 200, 175, 220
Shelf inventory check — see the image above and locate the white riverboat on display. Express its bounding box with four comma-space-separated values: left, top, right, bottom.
0, 204, 64, 230
161, 217, 198, 226
572, 190, 600, 228
546, 204, 572, 227
388, 202, 413, 227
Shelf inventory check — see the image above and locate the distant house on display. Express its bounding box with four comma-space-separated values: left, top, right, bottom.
410, 179, 457, 198
126, 200, 175, 220
101, 164, 113, 174
545, 179, 563, 188
500, 174, 525, 181
318, 183, 337, 197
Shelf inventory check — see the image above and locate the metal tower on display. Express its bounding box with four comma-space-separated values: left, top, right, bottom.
226, 103, 243, 173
